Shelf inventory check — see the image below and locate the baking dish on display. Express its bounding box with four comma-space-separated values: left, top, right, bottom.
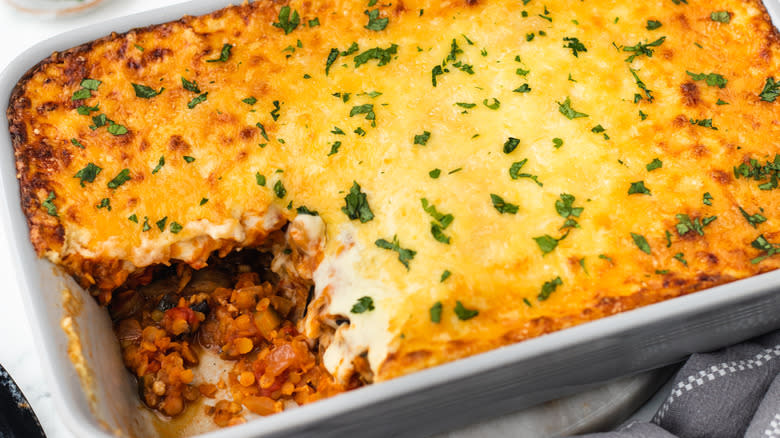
2, 0, 780, 436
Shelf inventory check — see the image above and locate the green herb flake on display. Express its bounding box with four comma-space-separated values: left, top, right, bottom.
71, 88, 92, 101
342, 181, 374, 223
454, 301, 479, 320
350, 296, 375, 313
710, 11, 731, 23
440, 270, 452, 282
751, 235, 780, 264
490, 194, 519, 214
181, 77, 201, 93
242, 97, 257, 105
375, 235, 416, 269
142, 216, 151, 232
349, 104, 376, 126
42, 191, 57, 216
187, 92, 208, 109
538, 276, 562, 301
80, 78, 101, 91
364, 9, 388, 31
703, 192, 713, 206
328, 141, 342, 156
128, 213, 138, 223
534, 234, 562, 255
553, 138, 564, 149
156, 216, 168, 232
273, 6, 300, 34
74, 163, 102, 187
70, 138, 85, 149
563, 37, 587, 57
513, 84, 532, 93
152, 156, 165, 174
690, 118, 717, 130
686, 71, 728, 88
354, 44, 398, 68
107, 168, 131, 189
273, 180, 286, 198
200, 198, 209, 205
483, 98, 501, 110
429, 168, 442, 179
503, 137, 521, 154
739, 206, 767, 228
429, 301, 443, 323
309, 18, 320, 27
132, 83, 164, 98
628, 181, 651, 195
255, 173, 266, 186
76, 103, 99, 115
183, 156, 195, 163
170, 222, 183, 234
107, 123, 128, 136
623, 36, 666, 63
759, 77, 780, 102
557, 97, 589, 119
414, 131, 431, 145
646, 20, 662, 30
674, 252, 688, 266
631, 232, 652, 254
675, 213, 717, 236
646, 158, 663, 171
509, 159, 543, 187
206, 43, 233, 63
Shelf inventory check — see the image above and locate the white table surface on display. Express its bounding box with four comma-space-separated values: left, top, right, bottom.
0, 2, 668, 437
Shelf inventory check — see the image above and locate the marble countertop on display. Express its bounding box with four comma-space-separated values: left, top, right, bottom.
0, 2, 668, 436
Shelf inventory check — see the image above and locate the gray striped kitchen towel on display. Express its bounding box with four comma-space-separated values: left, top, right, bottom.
573, 329, 780, 438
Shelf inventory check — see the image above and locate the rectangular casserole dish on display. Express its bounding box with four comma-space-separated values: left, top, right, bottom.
2, 1, 780, 437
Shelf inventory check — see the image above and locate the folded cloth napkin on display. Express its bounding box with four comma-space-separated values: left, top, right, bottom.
572, 329, 780, 438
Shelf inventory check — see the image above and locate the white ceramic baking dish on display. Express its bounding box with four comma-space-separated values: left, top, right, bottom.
2, 1, 780, 437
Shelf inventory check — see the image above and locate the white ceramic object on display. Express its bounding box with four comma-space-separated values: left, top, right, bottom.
4, 0, 105, 17
0, 2, 778, 437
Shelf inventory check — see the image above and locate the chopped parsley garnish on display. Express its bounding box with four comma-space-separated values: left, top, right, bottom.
699, 192, 713, 206
432, 65, 444, 87
738, 206, 767, 228
557, 97, 589, 119
187, 92, 208, 109
686, 71, 727, 88
710, 11, 731, 23
152, 156, 165, 174
328, 141, 342, 156
733, 155, 780, 190
170, 222, 183, 234
70, 138, 85, 149
71, 88, 91, 101
441, 270, 452, 282
628, 181, 651, 195
354, 44, 398, 68
455, 102, 476, 109
414, 131, 431, 145
509, 159, 543, 187
342, 181, 374, 222
200, 198, 209, 205
272, 6, 300, 34
206, 44, 232, 63
673, 252, 688, 266
181, 77, 200, 93
273, 180, 286, 198
646, 20, 662, 30
375, 235, 416, 269
107, 123, 128, 136
422, 198, 454, 244
128, 214, 138, 223
74, 163, 102, 187
270, 100, 281, 121
631, 232, 652, 254
309, 18, 320, 27
646, 158, 663, 171
751, 235, 780, 264
107, 168, 131, 189
503, 137, 520, 154
364, 9, 388, 31
242, 97, 257, 105
429, 169, 442, 179
142, 216, 151, 232
490, 194, 519, 214
256, 123, 269, 141
80, 78, 101, 90
156, 216, 168, 231
132, 83, 164, 98
630, 68, 654, 102
623, 36, 665, 62
556, 193, 583, 228
183, 156, 195, 163
350, 296, 375, 313
483, 98, 500, 110
349, 104, 376, 126
42, 191, 57, 216
296, 206, 319, 216
513, 84, 532, 93
354, 127, 366, 136
255, 173, 266, 186
690, 118, 717, 130
454, 301, 479, 320
675, 213, 717, 236
76, 103, 99, 115
553, 138, 564, 149
430, 302, 442, 323
534, 234, 566, 255
759, 77, 780, 102
342, 42, 359, 56
716, 99, 729, 105
325, 48, 340, 75
538, 276, 562, 301
563, 37, 587, 57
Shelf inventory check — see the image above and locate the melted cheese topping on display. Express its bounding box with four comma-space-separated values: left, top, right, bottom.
9, 0, 780, 382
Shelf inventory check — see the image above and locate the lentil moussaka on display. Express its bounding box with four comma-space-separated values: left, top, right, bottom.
7, 0, 780, 430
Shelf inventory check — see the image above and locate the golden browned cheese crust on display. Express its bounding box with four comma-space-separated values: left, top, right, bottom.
7, 0, 780, 382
